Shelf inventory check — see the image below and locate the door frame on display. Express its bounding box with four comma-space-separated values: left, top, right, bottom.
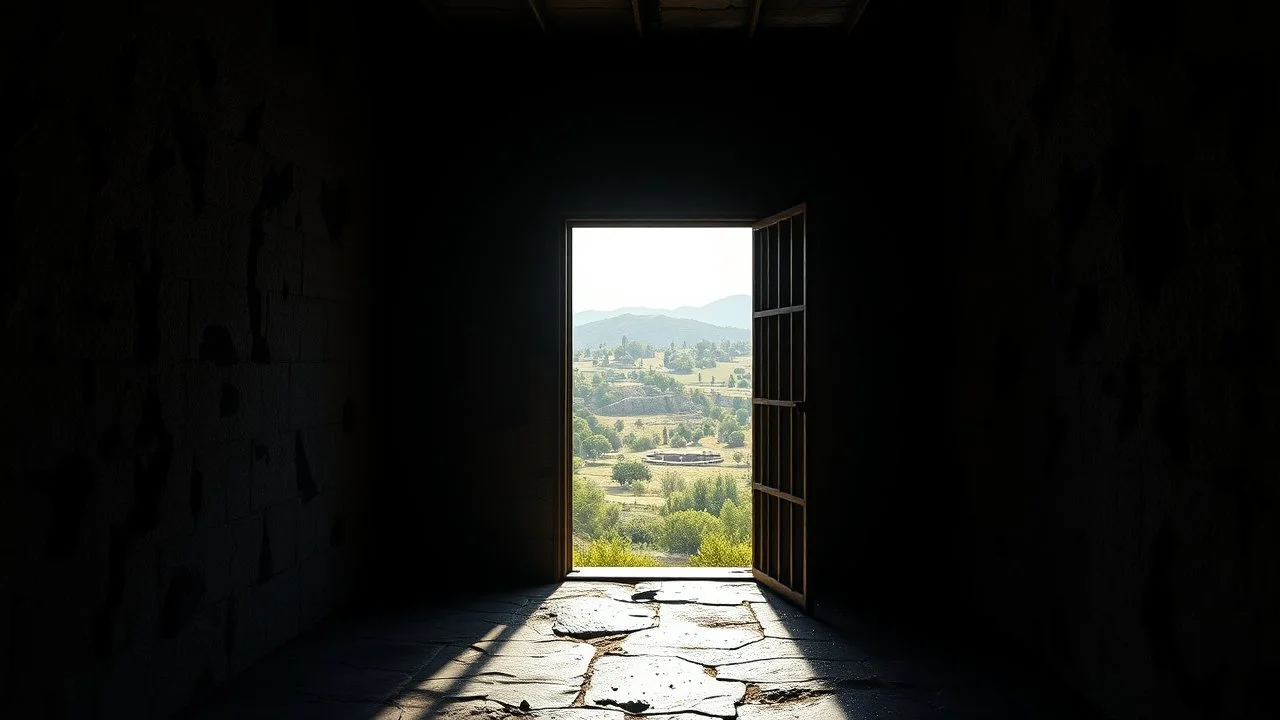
558, 214, 781, 580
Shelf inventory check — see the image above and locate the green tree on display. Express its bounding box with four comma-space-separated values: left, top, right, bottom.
614, 419, 624, 432
689, 532, 751, 567
584, 434, 612, 460
627, 433, 657, 452
600, 426, 622, 451
663, 510, 723, 554
663, 474, 741, 516
718, 499, 751, 543
666, 349, 696, 373
717, 417, 739, 443
612, 460, 651, 486
573, 475, 620, 539
726, 430, 746, 448
659, 471, 687, 497
617, 515, 665, 546
662, 490, 694, 515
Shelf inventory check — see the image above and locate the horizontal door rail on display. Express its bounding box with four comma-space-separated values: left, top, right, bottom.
753, 399, 805, 410
753, 304, 805, 318
753, 571, 805, 606
752, 483, 807, 506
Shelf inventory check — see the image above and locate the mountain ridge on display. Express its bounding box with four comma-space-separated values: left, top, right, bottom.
573, 294, 751, 329
572, 313, 750, 351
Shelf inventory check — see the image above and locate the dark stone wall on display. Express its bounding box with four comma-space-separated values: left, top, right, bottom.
937, 1, 1279, 718
1, 0, 381, 716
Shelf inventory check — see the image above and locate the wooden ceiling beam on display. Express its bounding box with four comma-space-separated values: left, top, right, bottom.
843, 0, 870, 35
632, 0, 660, 37
528, 0, 550, 32
748, 0, 764, 38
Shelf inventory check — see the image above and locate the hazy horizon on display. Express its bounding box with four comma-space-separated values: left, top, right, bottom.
572, 293, 748, 315
572, 227, 751, 315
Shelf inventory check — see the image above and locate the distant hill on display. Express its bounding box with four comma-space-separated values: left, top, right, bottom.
573, 294, 751, 330
572, 314, 750, 351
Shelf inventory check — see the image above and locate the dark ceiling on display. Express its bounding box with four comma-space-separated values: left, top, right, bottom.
418, 0, 871, 36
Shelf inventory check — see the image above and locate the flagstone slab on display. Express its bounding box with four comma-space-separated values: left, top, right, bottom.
714, 657, 877, 685
400, 698, 508, 719
549, 595, 659, 637
585, 654, 746, 717
549, 582, 637, 600
182, 700, 404, 720
625, 581, 766, 605
751, 602, 848, 642
470, 638, 593, 656
353, 615, 513, 645
413, 707, 693, 720
647, 636, 866, 668
660, 602, 758, 627
403, 677, 582, 711
416, 640, 594, 683
620, 623, 762, 654
736, 689, 952, 719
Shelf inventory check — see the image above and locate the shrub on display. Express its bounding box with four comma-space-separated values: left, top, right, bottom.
663, 510, 723, 554
659, 471, 687, 498
573, 535, 659, 567
627, 433, 658, 452
689, 532, 752, 567
663, 490, 694, 515
718, 499, 751, 543
617, 515, 665, 546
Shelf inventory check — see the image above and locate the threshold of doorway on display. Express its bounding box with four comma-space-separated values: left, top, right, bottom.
566, 566, 752, 582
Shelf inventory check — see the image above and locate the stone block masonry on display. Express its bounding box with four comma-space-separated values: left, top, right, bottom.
1, 0, 378, 716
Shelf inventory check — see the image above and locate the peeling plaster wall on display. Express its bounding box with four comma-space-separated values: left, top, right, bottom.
936, 1, 1280, 718
1, 0, 379, 716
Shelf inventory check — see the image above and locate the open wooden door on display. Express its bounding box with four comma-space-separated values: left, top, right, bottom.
751, 203, 808, 608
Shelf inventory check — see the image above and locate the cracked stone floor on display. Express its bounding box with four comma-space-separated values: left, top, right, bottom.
178, 580, 1098, 719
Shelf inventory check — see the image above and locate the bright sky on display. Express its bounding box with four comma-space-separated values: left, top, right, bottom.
572, 227, 752, 313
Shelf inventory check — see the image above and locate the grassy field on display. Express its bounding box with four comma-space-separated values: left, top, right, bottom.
573, 349, 754, 566
574, 351, 752, 393
577, 456, 752, 567
579, 456, 752, 504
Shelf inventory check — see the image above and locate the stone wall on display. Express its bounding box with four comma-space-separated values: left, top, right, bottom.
939, 1, 1279, 717
1, 0, 379, 716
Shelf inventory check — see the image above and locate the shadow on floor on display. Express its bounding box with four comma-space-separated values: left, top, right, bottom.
176, 580, 1101, 719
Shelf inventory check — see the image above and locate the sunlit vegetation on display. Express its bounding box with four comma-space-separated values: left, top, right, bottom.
571, 333, 757, 567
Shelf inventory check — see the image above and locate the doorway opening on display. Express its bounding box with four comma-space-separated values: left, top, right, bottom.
568, 225, 755, 573
560, 208, 808, 606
